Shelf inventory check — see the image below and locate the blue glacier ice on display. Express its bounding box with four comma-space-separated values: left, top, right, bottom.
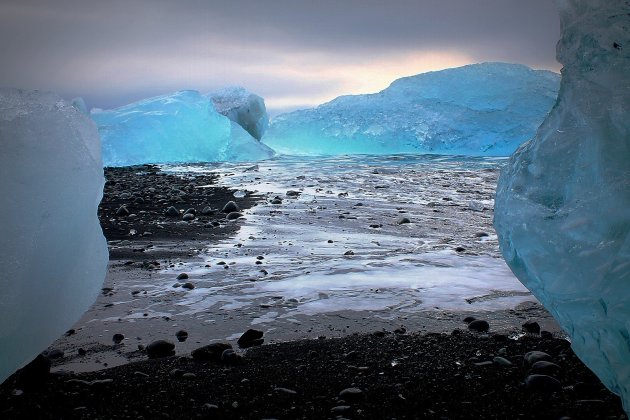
0, 89, 108, 383
209, 87, 269, 140
264, 62, 559, 156
495, 0, 630, 413
92, 90, 274, 167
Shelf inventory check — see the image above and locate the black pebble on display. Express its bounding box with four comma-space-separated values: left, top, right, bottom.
175, 330, 189, 342
166, 206, 179, 217
146, 340, 175, 359
191, 343, 232, 361
222, 201, 240, 213
525, 374, 561, 394
467, 320, 489, 332
522, 320, 541, 334
238, 329, 264, 348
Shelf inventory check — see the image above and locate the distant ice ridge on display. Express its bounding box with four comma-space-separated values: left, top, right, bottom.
92, 89, 274, 167
0, 89, 108, 383
264, 62, 559, 156
495, 0, 630, 413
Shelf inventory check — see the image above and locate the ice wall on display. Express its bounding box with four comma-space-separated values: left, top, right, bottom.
0, 89, 108, 383
495, 0, 630, 411
92, 90, 274, 167
209, 87, 269, 140
264, 63, 559, 156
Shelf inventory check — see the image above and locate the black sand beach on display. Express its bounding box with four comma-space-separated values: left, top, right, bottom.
0, 165, 625, 419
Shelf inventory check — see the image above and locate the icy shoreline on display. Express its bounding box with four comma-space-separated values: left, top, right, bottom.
45, 155, 563, 374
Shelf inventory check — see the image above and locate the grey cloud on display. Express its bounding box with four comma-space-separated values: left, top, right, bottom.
0, 0, 560, 108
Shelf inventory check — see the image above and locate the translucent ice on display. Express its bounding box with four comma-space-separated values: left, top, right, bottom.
495, 0, 630, 412
264, 63, 559, 156
0, 89, 108, 383
209, 87, 269, 140
92, 90, 274, 167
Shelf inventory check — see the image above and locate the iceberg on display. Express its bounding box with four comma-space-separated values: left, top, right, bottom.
264, 62, 559, 156
92, 90, 274, 167
495, 0, 630, 412
0, 89, 108, 383
209, 86, 269, 140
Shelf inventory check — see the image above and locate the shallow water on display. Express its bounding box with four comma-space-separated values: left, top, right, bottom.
162, 154, 532, 319
52, 154, 552, 373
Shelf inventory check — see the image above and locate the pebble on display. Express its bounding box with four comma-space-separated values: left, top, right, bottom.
238, 329, 264, 348
176, 273, 189, 280
221, 349, 243, 364
191, 343, 232, 361
522, 320, 541, 334
226, 212, 243, 220
493, 356, 513, 366
182, 213, 195, 221
531, 361, 561, 375
339, 387, 363, 400
184, 208, 196, 215
181, 282, 195, 290
344, 250, 355, 256
524, 351, 552, 366
201, 206, 216, 215
525, 374, 562, 394
270, 197, 283, 205
182, 372, 196, 379
146, 340, 175, 359
274, 387, 298, 395
398, 217, 411, 224
467, 319, 489, 332
115, 205, 130, 216
166, 206, 179, 217
331, 406, 352, 414
463, 316, 476, 324
286, 190, 300, 197
222, 201, 240, 213
540, 330, 553, 339
175, 330, 189, 342
112, 333, 125, 344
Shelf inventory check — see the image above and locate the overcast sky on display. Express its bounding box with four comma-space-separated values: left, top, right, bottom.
0, 0, 560, 113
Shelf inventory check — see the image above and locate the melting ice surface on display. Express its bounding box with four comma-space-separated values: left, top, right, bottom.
156, 155, 533, 323
495, 0, 630, 412
0, 89, 108, 382
264, 63, 559, 156
92, 90, 274, 167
